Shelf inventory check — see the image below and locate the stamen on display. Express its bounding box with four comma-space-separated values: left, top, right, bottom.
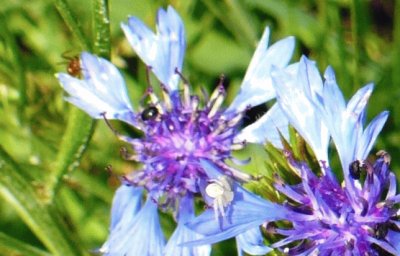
175, 68, 191, 107
217, 162, 253, 182
377, 150, 391, 164
208, 81, 225, 109
145, 65, 153, 88
208, 93, 225, 118
210, 120, 228, 137
101, 113, 135, 144
160, 84, 173, 110
120, 147, 139, 161
230, 141, 246, 151
208, 85, 225, 118
227, 110, 246, 127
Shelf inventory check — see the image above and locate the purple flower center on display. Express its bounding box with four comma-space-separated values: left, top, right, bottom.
124, 79, 246, 210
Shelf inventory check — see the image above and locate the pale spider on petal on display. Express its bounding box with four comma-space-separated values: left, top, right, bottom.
205, 175, 234, 220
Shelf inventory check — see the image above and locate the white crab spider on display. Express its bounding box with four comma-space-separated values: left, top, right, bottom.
205, 175, 234, 220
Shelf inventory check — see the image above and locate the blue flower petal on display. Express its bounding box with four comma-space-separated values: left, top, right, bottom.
234, 103, 288, 148
165, 195, 211, 256
186, 194, 284, 247
109, 185, 143, 230
236, 227, 273, 256
56, 52, 135, 125
325, 84, 374, 171
122, 6, 185, 92
226, 27, 295, 114
387, 230, 400, 253
187, 162, 286, 247
346, 83, 374, 120
101, 198, 165, 256
356, 111, 388, 160
271, 57, 329, 162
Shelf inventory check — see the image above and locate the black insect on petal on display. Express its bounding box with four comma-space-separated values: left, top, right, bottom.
374, 223, 389, 239
349, 160, 362, 180
141, 106, 159, 121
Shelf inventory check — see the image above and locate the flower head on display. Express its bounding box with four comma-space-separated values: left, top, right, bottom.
188, 57, 400, 255
268, 56, 399, 255
57, 6, 295, 255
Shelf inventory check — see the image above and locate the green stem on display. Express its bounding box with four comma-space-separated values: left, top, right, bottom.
92, 0, 111, 57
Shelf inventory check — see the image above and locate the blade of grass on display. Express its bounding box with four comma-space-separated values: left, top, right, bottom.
47, 112, 95, 198
350, 0, 369, 90
53, 0, 92, 50
392, 0, 400, 128
0, 146, 86, 256
202, 0, 256, 47
0, 232, 52, 256
0, 14, 27, 121
92, 0, 111, 57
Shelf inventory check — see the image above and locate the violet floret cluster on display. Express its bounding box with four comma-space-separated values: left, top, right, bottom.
57, 6, 296, 256
188, 57, 400, 255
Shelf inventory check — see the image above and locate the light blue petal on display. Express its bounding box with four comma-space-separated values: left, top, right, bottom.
101, 199, 165, 256
298, 58, 323, 101
322, 67, 345, 109
387, 230, 400, 253
234, 103, 288, 148
56, 52, 135, 125
109, 185, 143, 229
226, 27, 295, 114
200, 159, 224, 179
271, 57, 329, 162
186, 162, 286, 247
323, 84, 375, 173
185, 195, 283, 247
164, 195, 211, 256
122, 6, 185, 92
236, 227, 273, 256
346, 83, 374, 120
318, 67, 353, 170
356, 111, 388, 160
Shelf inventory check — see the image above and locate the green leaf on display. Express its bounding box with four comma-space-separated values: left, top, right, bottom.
189, 30, 251, 75
0, 146, 86, 256
0, 232, 51, 256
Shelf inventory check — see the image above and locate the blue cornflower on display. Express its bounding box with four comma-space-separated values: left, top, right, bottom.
56, 6, 295, 256
188, 56, 400, 255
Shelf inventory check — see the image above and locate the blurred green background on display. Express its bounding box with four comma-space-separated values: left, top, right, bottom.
0, 0, 399, 255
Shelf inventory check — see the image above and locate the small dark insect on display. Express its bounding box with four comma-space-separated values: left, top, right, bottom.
141, 106, 159, 121
66, 56, 81, 77
61, 52, 82, 77
374, 223, 389, 239
349, 160, 362, 179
